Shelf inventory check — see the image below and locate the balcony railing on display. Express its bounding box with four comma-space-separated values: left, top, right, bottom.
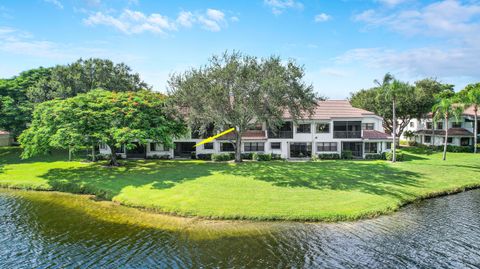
267, 130, 294, 139
333, 131, 361, 139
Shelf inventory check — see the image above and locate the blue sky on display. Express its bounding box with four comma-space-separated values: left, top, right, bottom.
1, 0, 479, 98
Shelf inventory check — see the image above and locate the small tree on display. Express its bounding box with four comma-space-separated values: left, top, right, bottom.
432, 98, 463, 161
459, 83, 480, 153
168, 51, 318, 162
20, 90, 186, 166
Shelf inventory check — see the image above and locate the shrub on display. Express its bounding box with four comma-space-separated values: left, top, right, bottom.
146, 154, 171, 160
434, 145, 473, 153
385, 151, 404, 161
241, 153, 253, 160
212, 153, 234, 162
271, 153, 282, 160
341, 150, 353, 159
365, 153, 383, 160
252, 153, 272, 161
407, 141, 418, 147
191, 152, 197, 159
95, 153, 109, 160
317, 153, 340, 160
196, 153, 213, 161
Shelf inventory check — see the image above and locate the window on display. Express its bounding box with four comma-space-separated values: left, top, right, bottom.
386, 142, 392, 149
409, 121, 414, 128
271, 142, 281, 150
220, 143, 235, 152
203, 143, 214, 150
444, 137, 453, 143
296, 124, 311, 133
244, 142, 264, 152
461, 137, 470, 146
426, 122, 433, 129
437, 122, 443, 129
365, 142, 378, 153
362, 123, 375, 130
424, 136, 432, 143
452, 122, 462, 128
316, 123, 330, 133
317, 142, 337, 152
150, 143, 166, 151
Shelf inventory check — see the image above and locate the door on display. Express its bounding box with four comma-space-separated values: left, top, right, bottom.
289, 143, 312, 158
342, 142, 363, 158
127, 142, 146, 158
174, 142, 196, 158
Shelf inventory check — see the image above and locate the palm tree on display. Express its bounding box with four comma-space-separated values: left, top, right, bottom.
460, 84, 480, 153
432, 98, 463, 160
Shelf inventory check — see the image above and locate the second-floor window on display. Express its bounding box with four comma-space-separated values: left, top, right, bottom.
426, 122, 433, 129
362, 123, 374, 130
244, 142, 264, 152
409, 121, 414, 128
316, 123, 330, 133
297, 124, 311, 134
437, 122, 443, 129
452, 122, 462, 128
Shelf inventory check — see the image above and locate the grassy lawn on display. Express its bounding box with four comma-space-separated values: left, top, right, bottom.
1, 147, 479, 221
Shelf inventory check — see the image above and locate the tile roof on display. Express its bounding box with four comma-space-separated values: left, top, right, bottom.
362, 130, 392, 140
463, 105, 478, 117
283, 100, 378, 120
415, 128, 474, 137
0, 130, 10, 135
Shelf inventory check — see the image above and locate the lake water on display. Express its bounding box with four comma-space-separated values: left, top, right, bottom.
1, 188, 480, 268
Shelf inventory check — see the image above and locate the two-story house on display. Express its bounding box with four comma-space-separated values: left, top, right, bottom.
100, 100, 392, 159
402, 105, 478, 146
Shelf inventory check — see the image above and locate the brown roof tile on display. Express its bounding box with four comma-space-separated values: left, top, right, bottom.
362, 130, 391, 140
283, 100, 377, 120
415, 128, 474, 137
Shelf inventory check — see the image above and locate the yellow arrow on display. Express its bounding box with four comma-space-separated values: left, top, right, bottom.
194, 127, 235, 148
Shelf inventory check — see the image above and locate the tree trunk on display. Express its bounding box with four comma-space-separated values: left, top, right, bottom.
109, 145, 120, 166
443, 117, 448, 161
235, 128, 242, 163
392, 97, 396, 163
432, 120, 436, 148
474, 108, 478, 154
91, 143, 96, 162
68, 147, 72, 162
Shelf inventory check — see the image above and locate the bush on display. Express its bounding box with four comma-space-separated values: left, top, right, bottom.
241, 153, 253, 160
365, 153, 383, 160
252, 153, 272, 161
407, 141, 418, 147
317, 153, 340, 160
433, 145, 473, 153
196, 153, 213, 160
212, 153, 235, 162
95, 153, 110, 160
341, 150, 353, 159
271, 153, 282, 160
146, 154, 170, 160
385, 151, 404, 161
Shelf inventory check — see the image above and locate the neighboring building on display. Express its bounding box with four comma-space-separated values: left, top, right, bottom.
100, 100, 392, 159
402, 105, 479, 146
0, 131, 12, 146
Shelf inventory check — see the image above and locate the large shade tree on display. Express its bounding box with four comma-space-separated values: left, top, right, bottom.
350, 75, 452, 140
27, 58, 149, 103
0, 67, 52, 137
20, 90, 186, 166
168, 51, 318, 162
458, 83, 480, 153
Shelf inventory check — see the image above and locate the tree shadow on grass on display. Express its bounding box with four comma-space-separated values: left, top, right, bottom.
39, 160, 224, 199
222, 161, 423, 199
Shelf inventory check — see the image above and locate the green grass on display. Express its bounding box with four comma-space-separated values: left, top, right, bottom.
1, 146, 479, 221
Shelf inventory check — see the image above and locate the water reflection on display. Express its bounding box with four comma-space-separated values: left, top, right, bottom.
1, 189, 480, 268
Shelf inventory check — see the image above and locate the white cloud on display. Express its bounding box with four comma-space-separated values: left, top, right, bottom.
206, 9, 225, 21
177, 11, 194, 27
314, 13, 331, 22
231, 16, 239, 22
264, 0, 303, 15
375, 0, 408, 7
83, 8, 230, 34
354, 0, 480, 42
319, 68, 348, 77
336, 46, 480, 78
44, 0, 64, 9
